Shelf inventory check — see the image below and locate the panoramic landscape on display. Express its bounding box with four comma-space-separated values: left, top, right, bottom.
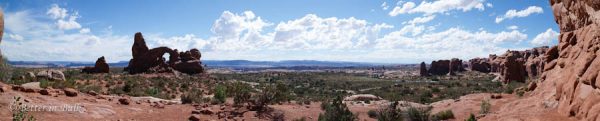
0, 0, 598, 121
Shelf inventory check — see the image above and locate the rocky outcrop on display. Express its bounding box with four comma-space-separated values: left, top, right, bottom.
469, 58, 491, 73
545, 0, 600, 119
36, 70, 66, 81
420, 62, 428, 76
124, 32, 204, 75
427, 58, 465, 76
0, 9, 3, 43
449, 58, 465, 75
82, 56, 110, 74
428, 60, 450, 75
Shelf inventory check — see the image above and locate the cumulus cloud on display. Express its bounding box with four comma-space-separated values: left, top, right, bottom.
47, 4, 81, 30
531, 28, 558, 46
46, 4, 67, 19
389, 0, 486, 16
507, 25, 518, 30
373, 27, 528, 60
495, 6, 543, 23
405, 15, 436, 25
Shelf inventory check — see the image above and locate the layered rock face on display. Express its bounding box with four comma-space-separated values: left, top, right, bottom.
426, 58, 465, 76
546, 0, 600, 119
420, 62, 428, 76
428, 60, 450, 75
124, 32, 204, 75
490, 47, 550, 83
82, 56, 110, 73
448, 58, 465, 75
469, 58, 491, 73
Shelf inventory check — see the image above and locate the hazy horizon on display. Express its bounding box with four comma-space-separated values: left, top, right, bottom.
0, 0, 558, 63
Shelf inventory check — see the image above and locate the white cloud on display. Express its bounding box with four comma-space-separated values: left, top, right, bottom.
486, 3, 493, 8
79, 28, 90, 34
405, 15, 436, 25
57, 16, 81, 30
381, 2, 389, 10
272, 14, 393, 50
47, 4, 81, 30
373, 27, 527, 60
495, 6, 543, 23
7, 34, 24, 41
389, 0, 486, 16
389, 2, 416, 16
46, 4, 67, 19
507, 25, 518, 30
531, 28, 558, 46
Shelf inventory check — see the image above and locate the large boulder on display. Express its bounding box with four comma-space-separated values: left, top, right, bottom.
124, 32, 204, 74
82, 56, 110, 74
36, 70, 65, 81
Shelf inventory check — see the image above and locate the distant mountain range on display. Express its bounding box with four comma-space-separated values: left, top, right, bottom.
8, 60, 389, 68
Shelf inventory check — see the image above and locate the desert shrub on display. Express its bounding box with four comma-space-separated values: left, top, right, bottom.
39, 79, 50, 88
367, 110, 378, 118
465, 113, 477, 121
293, 117, 307, 121
12, 96, 36, 121
407, 106, 431, 121
432, 109, 455, 120
318, 96, 357, 121
227, 82, 252, 106
51, 78, 77, 89
181, 88, 205, 104
77, 85, 101, 94
0, 57, 12, 83
480, 99, 491, 114
377, 101, 402, 121
146, 87, 160, 96
213, 85, 227, 104
272, 111, 285, 121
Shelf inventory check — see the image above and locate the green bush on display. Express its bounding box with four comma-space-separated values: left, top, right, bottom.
407, 106, 431, 121
465, 113, 477, 121
480, 100, 491, 114
376, 101, 402, 121
39, 79, 50, 88
367, 110, 377, 118
318, 96, 357, 121
181, 88, 207, 104
0, 57, 12, 83
432, 109, 455, 120
145, 87, 160, 96
12, 96, 36, 121
227, 82, 252, 106
293, 117, 307, 121
213, 85, 227, 104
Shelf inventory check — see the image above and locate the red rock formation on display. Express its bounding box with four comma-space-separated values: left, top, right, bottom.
469, 58, 491, 73
428, 60, 450, 75
482, 46, 552, 83
0, 9, 3, 43
124, 32, 204, 74
448, 58, 465, 75
82, 56, 110, 73
544, 0, 600, 119
420, 62, 428, 76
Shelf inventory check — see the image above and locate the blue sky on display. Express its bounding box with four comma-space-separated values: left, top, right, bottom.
0, 0, 559, 63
